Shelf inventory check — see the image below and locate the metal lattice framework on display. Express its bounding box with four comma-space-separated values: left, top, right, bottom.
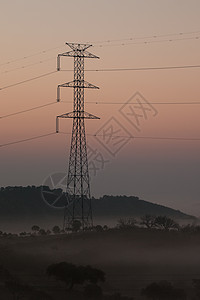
56, 43, 99, 230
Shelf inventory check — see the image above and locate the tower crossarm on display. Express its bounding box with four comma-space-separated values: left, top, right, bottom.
56, 112, 99, 133
57, 81, 99, 102
66, 43, 92, 51
57, 43, 99, 71
58, 50, 99, 59
58, 80, 99, 89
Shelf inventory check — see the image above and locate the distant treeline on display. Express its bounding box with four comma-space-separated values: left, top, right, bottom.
0, 214, 199, 237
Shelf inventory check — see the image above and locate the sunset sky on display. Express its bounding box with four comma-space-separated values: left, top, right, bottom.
1, 0, 200, 216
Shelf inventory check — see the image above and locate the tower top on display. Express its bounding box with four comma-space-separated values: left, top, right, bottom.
57, 43, 99, 68
66, 43, 92, 51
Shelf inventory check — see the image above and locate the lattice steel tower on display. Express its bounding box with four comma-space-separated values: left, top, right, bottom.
56, 43, 99, 230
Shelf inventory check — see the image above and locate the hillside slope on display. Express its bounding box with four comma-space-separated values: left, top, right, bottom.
0, 186, 195, 221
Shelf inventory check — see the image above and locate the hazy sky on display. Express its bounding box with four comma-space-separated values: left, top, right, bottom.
1, 0, 200, 216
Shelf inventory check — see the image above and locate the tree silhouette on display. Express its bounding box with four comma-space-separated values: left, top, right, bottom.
52, 225, 61, 234
141, 281, 186, 300
19, 232, 27, 237
38, 228, 46, 235
46, 262, 105, 290
181, 224, 200, 233
95, 225, 104, 232
31, 225, 40, 235
47, 262, 77, 290
103, 225, 108, 231
79, 265, 105, 284
141, 215, 155, 229
117, 218, 136, 229
154, 216, 179, 231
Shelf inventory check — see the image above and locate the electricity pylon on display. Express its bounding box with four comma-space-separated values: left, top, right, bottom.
56, 43, 99, 230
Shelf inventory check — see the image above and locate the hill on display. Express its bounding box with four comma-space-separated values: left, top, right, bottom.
93, 195, 195, 220
0, 186, 195, 222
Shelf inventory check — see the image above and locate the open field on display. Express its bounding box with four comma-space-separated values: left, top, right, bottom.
0, 228, 200, 299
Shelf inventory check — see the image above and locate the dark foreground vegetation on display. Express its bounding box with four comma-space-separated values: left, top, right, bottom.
0, 217, 200, 299
1, 263, 200, 300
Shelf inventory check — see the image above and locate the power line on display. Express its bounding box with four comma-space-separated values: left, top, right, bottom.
62, 100, 200, 105
85, 133, 200, 142
1, 132, 200, 148
0, 71, 57, 91
91, 30, 200, 44
0, 29, 199, 69
3, 63, 200, 93
0, 132, 56, 148
132, 136, 200, 141
1, 100, 199, 121
0, 102, 57, 119
59, 132, 200, 141
0, 45, 64, 68
84, 64, 200, 72
2, 42, 199, 76
57, 131, 200, 142
93, 35, 200, 48
1, 63, 200, 93
61, 64, 200, 72
0, 58, 55, 75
